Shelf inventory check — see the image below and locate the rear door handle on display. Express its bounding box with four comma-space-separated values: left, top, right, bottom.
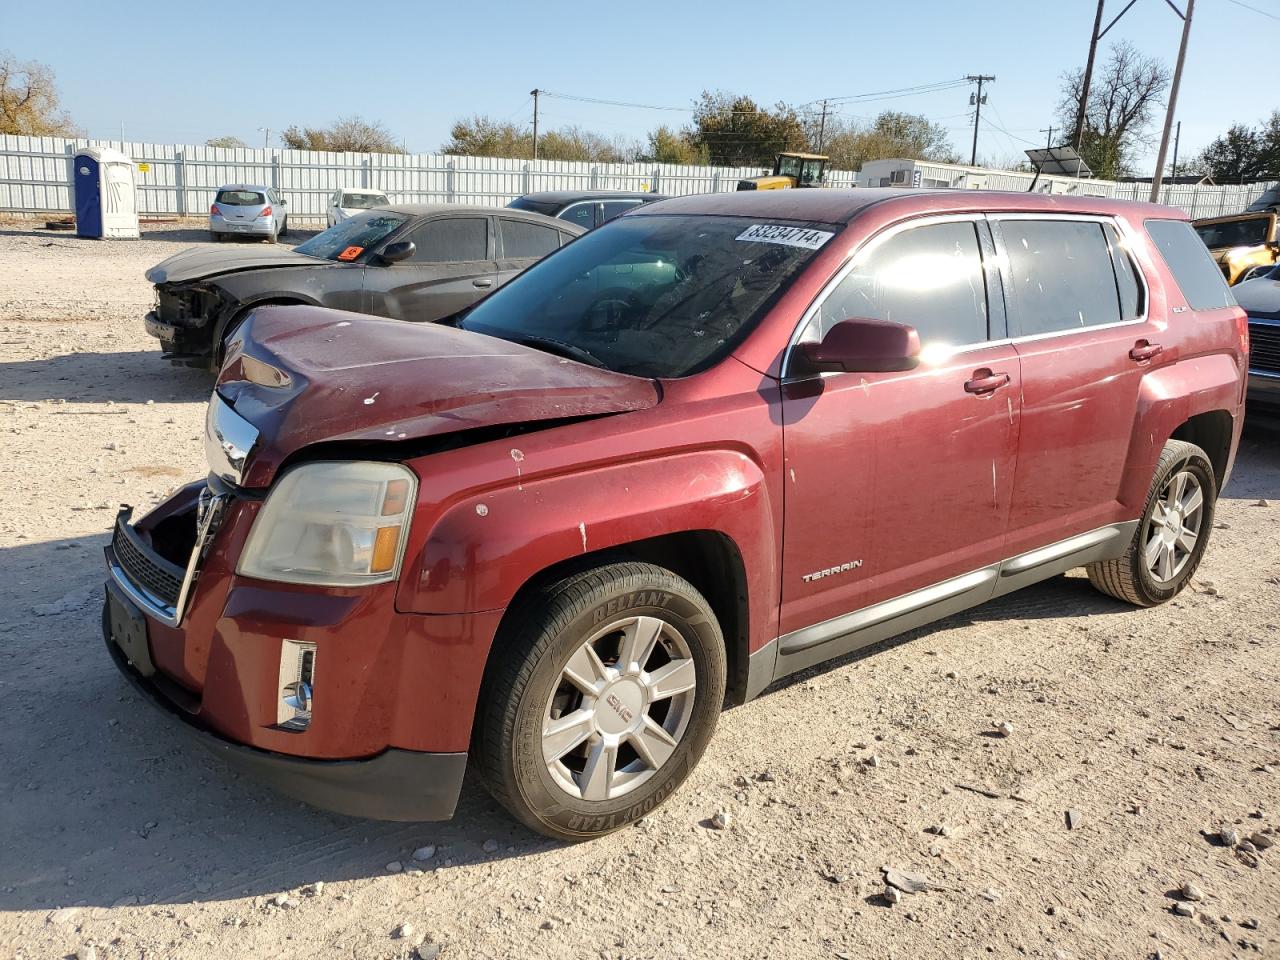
964, 369, 1011, 394
1129, 340, 1163, 362
472, 278, 494, 289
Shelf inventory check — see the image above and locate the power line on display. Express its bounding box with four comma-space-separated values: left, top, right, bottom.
1224, 0, 1279, 18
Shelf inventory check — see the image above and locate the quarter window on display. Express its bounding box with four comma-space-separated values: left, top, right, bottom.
808, 220, 989, 346
405, 217, 488, 263
1000, 219, 1126, 336
500, 218, 561, 259
1145, 219, 1234, 311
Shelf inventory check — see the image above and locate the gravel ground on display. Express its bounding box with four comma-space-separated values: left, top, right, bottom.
1, 220, 1278, 960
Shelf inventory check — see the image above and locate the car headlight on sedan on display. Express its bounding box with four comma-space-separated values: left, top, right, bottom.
238, 461, 417, 586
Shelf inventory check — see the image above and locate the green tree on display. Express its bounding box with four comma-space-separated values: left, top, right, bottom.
441, 115, 531, 157
641, 125, 709, 165
281, 116, 405, 153
1190, 112, 1280, 182
0, 51, 81, 136
1056, 41, 1170, 180
819, 111, 957, 171
690, 91, 808, 167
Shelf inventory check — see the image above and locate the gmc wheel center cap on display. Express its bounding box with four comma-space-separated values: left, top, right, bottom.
595, 678, 644, 736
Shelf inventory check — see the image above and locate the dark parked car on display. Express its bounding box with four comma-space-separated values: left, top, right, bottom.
144, 204, 583, 369
507, 190, 667, 231
105, 189, 1245, 840
1232, 264, 1280, 414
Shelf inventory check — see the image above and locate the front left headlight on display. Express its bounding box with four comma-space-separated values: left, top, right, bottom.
238, 461, 417, 587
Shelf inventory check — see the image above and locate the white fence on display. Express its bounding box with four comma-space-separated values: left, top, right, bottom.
0, 134, 1267, 224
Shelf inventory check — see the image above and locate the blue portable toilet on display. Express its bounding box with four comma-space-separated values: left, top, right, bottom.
73, 146, 139, 239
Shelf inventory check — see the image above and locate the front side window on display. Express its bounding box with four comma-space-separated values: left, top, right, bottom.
1146, 219, 1235, 311
557, 202, 598, 230
294, 212, 409, 261
805, 220, 989, 347
1000, 219, 1126, 337
405, 217, 488, 263
460, 214, 834, 378
500, 218, 561, 259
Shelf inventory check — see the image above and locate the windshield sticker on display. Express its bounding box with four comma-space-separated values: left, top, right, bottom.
336, 245, 364, 261
735, 224, 834, 250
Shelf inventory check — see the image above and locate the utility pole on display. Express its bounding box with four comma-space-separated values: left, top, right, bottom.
258, 127, 270, 149
1170, 120, 1182, 183
530, 88, 541, 161
1039, 126, 1056, 149
1149, 0, 1195, 203
816, 99, 829, 153
1073, 0, 1144, 153
966, 75, 995, 166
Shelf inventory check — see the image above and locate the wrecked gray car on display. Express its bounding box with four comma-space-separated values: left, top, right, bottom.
144, 204, 583, 369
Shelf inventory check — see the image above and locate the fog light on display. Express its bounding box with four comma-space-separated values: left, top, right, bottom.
277, 639, 316, 730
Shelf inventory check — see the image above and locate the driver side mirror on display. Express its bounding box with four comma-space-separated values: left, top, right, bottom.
799, 318, 921, 373
380, 240, 415, 264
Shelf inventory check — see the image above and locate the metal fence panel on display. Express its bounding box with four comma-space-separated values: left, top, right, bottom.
1, 135, 1273, 224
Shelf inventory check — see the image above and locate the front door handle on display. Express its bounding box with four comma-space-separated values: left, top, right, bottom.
472, 278, 494, 289
1129, 339, 1163, 362
964, 369, 1011, 394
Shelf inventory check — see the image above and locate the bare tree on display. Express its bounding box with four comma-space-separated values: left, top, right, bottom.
205, 135, 247, 148
1056, 41, 1170, 179
818, 111, 958, 172
0, 51, 81, 136
281, 116, 405, 153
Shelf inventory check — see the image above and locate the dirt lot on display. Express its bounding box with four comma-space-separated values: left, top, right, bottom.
0, 220, 1277, 960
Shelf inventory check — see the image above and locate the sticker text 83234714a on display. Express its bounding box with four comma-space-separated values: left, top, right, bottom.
735, 224, 834, 250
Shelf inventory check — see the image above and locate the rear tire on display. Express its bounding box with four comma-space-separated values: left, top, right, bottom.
473, 562, 726, 841
1086, 439, 1216, 606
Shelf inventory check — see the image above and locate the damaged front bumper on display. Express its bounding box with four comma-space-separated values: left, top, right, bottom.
145, 284, 225, 366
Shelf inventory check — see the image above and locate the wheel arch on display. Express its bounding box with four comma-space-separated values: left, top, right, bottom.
476, 530, 753, 716
1169, 408, 1234, 491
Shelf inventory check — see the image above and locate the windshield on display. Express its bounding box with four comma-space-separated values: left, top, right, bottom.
1194, 217, 1270, 248
294, 212, 408, 261
342, 192, 388, 209
459, 214, 835, 378
507, 196, 561, 217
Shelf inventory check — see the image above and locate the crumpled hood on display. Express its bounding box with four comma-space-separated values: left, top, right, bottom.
216, 305, 660, 487
146, 246, 324, 284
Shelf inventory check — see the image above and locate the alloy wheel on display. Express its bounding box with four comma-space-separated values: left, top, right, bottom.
541, 615, 696, 802
1143, 467, 1204, 583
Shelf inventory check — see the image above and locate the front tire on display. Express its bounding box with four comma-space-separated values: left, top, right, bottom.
1087, 439, 1216, 606
473, 562, 726, 841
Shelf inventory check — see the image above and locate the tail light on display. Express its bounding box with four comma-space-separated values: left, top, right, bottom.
210, 204, 221, 216
259, 205, 273, 219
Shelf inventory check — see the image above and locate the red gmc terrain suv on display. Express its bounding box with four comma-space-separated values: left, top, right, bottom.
102, 189, 1248, 840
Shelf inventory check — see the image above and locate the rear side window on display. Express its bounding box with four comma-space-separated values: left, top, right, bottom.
216, 190, 265, 206
811, 220, 989, 346
601, 200, 642, 223
1145, 219, 1234, 311
1000, 219, 1124, 336
406, 217, 488, 263
500, 218, 561, 259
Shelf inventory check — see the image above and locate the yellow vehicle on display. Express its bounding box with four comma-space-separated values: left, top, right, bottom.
737, 152, 829, 191
1192, 212, 1280, 285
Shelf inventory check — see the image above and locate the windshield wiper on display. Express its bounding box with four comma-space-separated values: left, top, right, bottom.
510, 335, 607, 368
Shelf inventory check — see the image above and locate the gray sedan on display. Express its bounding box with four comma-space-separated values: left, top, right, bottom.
147, 204, 583, 369
210, 184, 289, 242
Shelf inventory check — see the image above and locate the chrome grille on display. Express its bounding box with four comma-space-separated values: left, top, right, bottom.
1249, 321, 1280, 374
112, 514, 185, 606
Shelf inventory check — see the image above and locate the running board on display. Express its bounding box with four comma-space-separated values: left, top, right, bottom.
762, 520, 1138, 689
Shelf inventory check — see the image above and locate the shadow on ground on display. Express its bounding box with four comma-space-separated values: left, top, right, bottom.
0, 533, 554, 913
0, 225, 320, 246
0, 350, 211, 404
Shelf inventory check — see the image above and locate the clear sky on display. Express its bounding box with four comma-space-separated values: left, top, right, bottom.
4, 0, 1276, 172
